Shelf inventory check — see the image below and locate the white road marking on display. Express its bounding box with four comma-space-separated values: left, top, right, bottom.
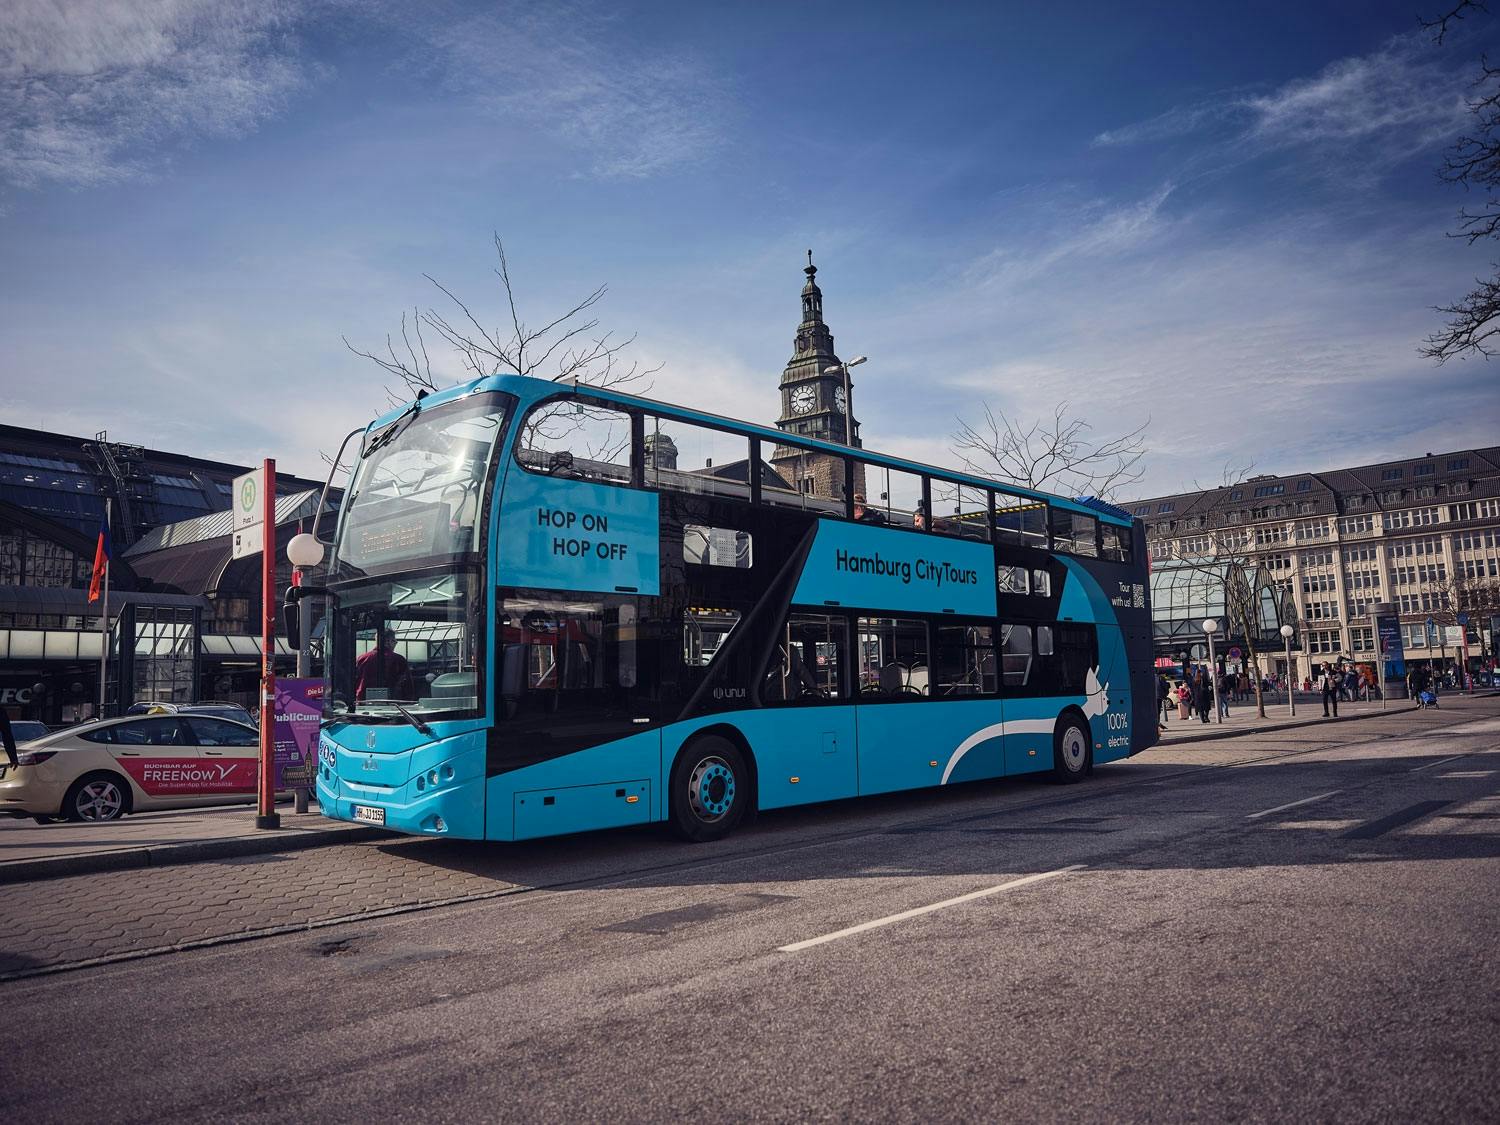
1409, 755, 1467, 773
778, 865, 1084, 953
1246, 790, 1342, 820
1436, 770, 1496, 779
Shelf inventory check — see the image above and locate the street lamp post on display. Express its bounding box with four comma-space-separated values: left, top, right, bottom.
1203, 618, 1222, 724
1280, 623, 1295, 717
822, 356, 867, 447
286, 532, 325, 814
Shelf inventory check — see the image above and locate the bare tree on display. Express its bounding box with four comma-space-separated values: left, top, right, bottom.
344, 235, 659, 461
1421, 1, 1500, 362
951, 402, 1148, 501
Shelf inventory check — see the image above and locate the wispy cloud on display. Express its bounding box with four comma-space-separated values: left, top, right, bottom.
414, 3, 728, 179
1092, 32, 1470, 171
0, 0, 320, 190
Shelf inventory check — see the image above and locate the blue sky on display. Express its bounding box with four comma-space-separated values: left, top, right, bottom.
3, 0, 1497, 498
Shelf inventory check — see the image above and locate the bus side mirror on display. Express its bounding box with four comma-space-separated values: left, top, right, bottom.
282, 586, 302, 649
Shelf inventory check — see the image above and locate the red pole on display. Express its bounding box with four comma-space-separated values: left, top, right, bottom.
256, 458, 281, 829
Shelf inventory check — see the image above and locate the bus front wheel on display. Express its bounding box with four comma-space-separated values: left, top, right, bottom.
669, 736, 750, 843
1052, 714, 1091, 784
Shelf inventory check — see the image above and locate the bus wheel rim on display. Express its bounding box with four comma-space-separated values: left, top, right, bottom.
688, 756, 735, 822
1063, 726, 1087, 772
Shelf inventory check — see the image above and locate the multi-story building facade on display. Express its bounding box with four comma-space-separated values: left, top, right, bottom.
1126, 448, 1500, 682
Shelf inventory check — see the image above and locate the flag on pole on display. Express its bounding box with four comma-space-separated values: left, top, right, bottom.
88, 513, 112, 603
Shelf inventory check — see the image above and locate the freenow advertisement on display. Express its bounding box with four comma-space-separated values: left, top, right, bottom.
274, 678, 325, 789
497, 473, 661, 596
792, 522, 997, 616
119, 756, 256, 796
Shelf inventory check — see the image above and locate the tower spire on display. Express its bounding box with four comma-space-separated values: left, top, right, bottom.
801, 249, 824, 326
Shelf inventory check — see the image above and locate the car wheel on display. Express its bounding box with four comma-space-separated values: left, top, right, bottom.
669, 735, 749, 843
1052, 714, 1091, 784
64, 772, 129, 823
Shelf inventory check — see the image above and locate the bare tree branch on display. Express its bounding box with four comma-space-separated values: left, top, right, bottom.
951, 401, 1148, 501
1422, 0, 1487, 44
346, 234, 657, 408
1425, 4, 1500, 360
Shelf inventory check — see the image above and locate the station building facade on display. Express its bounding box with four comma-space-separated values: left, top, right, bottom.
1125, 447, 1500, 682
0, 423, 332, 724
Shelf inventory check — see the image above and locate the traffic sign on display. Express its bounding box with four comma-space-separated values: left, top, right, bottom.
233, 468, 265, 532
1457, 611, 1469, 626
232, 524, 263, 560
1228, 646, 1242, 661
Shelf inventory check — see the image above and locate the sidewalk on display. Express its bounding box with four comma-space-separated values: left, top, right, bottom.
1153, 690, 1495, 745
0, 801, 380, 885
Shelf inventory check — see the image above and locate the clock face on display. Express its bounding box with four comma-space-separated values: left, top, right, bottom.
790, 385, 816, 414
834, 386, 848, 414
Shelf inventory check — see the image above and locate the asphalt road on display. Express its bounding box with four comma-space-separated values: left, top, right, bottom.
2, 699, 1497, 1123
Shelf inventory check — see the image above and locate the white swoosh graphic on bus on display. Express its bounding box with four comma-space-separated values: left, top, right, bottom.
939, 667, 1109, 785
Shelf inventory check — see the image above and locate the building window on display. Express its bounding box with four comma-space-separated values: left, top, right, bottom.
1448, 458, 1470, 471
1414, 464, 1434, 476
1386, 507, 1439, 530
1296, 480, 1312, 492
1381, 468, 1403, 481
1380, 490, 1403, 503
1345, 495, 1365, 509
1338, 515, 1373, 535
1253, 483, 1285, 497
1295, 519, 1329, 540
1229, 490, 1243, 500
1451, 481, 1470, 495
1416, 485, 1435, 499
1157, 502, 1175, 514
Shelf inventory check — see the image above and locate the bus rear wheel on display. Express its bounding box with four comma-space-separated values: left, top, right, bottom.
669, 736, 749, 843
1052, 714, 1091, 784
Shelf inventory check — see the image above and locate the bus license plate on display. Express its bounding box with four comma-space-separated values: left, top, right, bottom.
353, 804, 386, 825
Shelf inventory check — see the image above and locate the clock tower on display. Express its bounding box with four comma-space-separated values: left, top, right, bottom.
771, 252, 863, 499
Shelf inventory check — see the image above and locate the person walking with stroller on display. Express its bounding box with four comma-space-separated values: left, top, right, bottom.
1320, 663, 1340, 718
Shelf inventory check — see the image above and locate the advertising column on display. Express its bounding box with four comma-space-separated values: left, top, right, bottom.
1371, 602, 1405, 699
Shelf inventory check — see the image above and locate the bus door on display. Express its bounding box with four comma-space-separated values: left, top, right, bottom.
755, 612, 856, 808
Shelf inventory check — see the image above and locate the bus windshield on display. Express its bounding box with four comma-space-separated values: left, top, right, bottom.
327, 568, 485, 722
332, 393, 512, 579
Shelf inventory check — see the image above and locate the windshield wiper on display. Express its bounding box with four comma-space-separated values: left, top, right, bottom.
392, 702, 434, 736
362, 398, 424, 460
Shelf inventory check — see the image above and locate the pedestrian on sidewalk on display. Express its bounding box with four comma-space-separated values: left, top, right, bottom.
1177, 680, 1191, 721
1320, 663, 1340, 718
1157, 672, 1172, 729
1193, 666, 1212, 723
1216, 670, 1231, 719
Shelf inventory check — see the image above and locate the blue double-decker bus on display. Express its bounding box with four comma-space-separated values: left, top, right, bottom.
312, 375, 1156, 842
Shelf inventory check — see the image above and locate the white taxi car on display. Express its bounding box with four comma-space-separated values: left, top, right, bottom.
0, 713, 261, 824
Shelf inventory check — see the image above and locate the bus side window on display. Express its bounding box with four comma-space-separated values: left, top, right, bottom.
856, 616, 929, 698
1101, 522, 1131, 563
931, 481, 990, 541
933, 624, 996, 696
763, 614, 846, 703
1000, 624, 1033, 689
516, 399, 636, 485
995, 491, 1047, 549
643, 417, 753, 501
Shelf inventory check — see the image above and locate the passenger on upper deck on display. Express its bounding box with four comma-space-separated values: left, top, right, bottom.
853, 493, 886, 524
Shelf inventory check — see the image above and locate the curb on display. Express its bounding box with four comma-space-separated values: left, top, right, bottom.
0, 823, 386, 886
1158, 703, 1422, 746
